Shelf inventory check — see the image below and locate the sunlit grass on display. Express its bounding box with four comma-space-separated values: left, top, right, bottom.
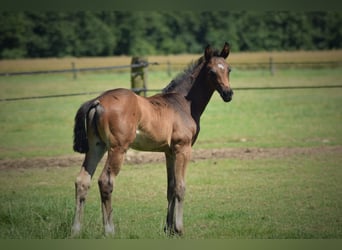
0, 149, 341, 238
0, 67, 341, 159
0, 57, 341, 238
195, 87, 342, 149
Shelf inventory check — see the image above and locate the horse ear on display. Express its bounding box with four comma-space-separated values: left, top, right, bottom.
204, 44, 213, 61
220, 42, 230, 59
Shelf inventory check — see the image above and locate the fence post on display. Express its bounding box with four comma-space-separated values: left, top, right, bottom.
167, 60, 172, 77
71, 62, 77, 80
269, 56, 274, 76
131, 57, 148, 96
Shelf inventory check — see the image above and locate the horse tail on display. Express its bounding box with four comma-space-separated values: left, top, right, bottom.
73, 99, 100, 153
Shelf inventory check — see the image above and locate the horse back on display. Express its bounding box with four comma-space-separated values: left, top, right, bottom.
77, 88, 197, 153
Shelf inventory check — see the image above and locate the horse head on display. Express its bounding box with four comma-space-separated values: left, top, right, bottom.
204, 42, 233, 102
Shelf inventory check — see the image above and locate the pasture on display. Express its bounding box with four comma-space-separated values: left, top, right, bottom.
0, 51, 341, 238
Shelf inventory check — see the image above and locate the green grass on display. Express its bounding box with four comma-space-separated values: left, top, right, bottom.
0, 149, 341, 239
196, 88, 342, 149
0, 68, 341, 159
0, 66, 341, 239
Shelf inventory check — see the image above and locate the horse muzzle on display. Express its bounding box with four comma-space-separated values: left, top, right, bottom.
219, 88, 233, 102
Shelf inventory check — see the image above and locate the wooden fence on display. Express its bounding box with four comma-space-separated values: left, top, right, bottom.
0, 57, 341, 102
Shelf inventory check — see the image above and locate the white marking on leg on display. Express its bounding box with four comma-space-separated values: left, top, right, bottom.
104, 223, 115, 236
71, 222, 81, 236
175, 198, 184, 233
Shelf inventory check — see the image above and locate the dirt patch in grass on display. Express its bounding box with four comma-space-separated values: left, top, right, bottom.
1, 146, 341, 170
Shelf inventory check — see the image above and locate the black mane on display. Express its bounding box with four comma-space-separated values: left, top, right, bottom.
162, 48, 222, 96
162, 56, 205, 95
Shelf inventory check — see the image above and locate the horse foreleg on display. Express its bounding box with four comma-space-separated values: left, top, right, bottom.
98, 147, 125, 236
165, 159, 176, 234
165, 146, 191, 236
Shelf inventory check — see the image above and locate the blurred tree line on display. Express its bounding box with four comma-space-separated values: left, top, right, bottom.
0, 11, 341, 59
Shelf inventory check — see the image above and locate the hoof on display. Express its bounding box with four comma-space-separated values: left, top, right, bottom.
164, 225, 183, 237
104, 224, 115, 236
71, 223, 81, 237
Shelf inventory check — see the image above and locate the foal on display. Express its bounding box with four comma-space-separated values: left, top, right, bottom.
71, 42, 233, 236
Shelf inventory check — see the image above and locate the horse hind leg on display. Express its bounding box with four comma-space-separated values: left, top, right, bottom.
98, 146, 126, 236
71, 166, 91, 236
71, 134, 106, 237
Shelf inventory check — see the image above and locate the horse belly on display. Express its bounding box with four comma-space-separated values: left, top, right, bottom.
130, 129, 168, 152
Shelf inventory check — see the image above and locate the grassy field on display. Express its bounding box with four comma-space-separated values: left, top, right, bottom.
0, 150, 341, 239
0, 68, 341, 158
0, 51, 341, 239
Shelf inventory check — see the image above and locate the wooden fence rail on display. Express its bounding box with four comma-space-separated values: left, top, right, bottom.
1, 59, 340, 77
0, 61, 158, 77
0, 58, 341, 102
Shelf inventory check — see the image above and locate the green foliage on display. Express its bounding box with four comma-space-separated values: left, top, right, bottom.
0, 12, 29, 58
0, 11, 341, 58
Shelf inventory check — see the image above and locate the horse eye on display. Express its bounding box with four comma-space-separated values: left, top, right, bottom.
228, 67, 232, 73
209, 70, 216, 77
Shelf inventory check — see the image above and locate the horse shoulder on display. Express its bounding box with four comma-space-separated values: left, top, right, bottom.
165, 99, 197, 147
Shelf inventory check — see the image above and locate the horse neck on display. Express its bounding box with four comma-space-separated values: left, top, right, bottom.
186, 69, 215, 122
